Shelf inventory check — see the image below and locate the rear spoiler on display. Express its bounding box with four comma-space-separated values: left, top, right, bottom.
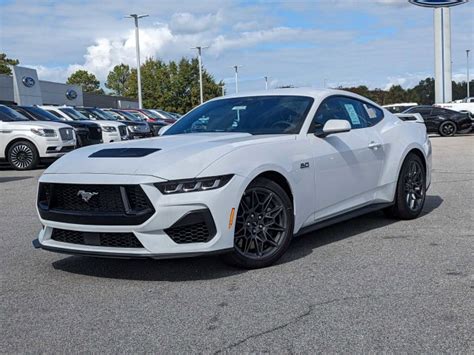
394, 113, 424, 123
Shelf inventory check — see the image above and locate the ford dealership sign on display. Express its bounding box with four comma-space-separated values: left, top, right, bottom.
21, 76, 35, 88
409, 0, 469, 7
66, 89, 78, 100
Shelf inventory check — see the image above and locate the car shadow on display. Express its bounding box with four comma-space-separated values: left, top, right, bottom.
51, 195, 443, 282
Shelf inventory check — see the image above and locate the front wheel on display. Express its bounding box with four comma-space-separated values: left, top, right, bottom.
384, 153, 426, 220
7, 141, 39, 170
224, 178, 294, 269
439, 121, 456, 137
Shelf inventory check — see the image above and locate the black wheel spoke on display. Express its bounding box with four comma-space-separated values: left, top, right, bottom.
234, 186, 288, 259
403, 159, 425, 212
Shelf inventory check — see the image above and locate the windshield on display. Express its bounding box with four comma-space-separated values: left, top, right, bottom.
164, 95, 314, 135
22, 106, 62, 121
151, 109, 175, 120
59, 108, 89, 121
0, 105, 29, 121
127, 110, 149, 120
115, 110, 144, 122
91, 108, 119, 121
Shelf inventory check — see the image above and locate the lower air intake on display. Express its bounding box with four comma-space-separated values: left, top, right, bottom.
51, 229, 143, 248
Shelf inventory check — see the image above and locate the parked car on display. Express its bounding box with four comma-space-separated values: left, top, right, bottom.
148, 109, 179, 123
434, 97, 474, 118
103, 109, 152, 139
124, 108, 176, 124
61, 106, 128, 142
383, 103, 418, 114
403, 105, 472, 136
33, 89, 431, 269
10, 105, 102, 147
40, 105, 124, 143
120, 109, 169, 136
0, 105, 76, 170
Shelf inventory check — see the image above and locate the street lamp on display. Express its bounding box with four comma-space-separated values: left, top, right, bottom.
264, 76, 269, 90
191, 46, 209, 104
126, 14, 148, 109
467, 49, 471, 98
233, 65, 242, 93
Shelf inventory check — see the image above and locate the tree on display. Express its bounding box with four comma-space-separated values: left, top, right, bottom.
66, 69, 104, 94
123, 57, 223, 113
105, 64, 131, 96
0, 53, 19, 75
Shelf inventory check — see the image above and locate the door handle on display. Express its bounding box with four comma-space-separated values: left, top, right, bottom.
368, 141, 382, 150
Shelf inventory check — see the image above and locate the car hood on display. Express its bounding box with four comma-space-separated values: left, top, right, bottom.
6, 121, 71, 130
44, 133, 292, 179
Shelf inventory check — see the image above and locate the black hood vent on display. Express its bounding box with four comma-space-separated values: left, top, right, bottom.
89, 148, 160, 158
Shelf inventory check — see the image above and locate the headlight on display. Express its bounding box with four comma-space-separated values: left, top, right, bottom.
128, 125, 139, 132
102, 126, 117, 132
155, 175, 233, 194
31, 128, 57, 137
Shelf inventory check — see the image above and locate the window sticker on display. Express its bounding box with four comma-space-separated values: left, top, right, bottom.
232, 106, 247, 111
364, 104, 377, 119
344, 104, 360, 125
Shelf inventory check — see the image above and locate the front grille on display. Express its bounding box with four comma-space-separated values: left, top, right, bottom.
51, 184, 125, 212
51, 229, 143, 248
59, 127, 75, 141
165, 222, 212, 244
118, 125, 128, 137
38, 183, 155, 225
88, 126, 102, 140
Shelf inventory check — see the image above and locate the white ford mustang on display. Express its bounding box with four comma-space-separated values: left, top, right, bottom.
33, 89, 432, 268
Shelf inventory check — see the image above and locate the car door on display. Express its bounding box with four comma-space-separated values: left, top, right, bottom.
0, 116, 8, 159
412, 107, 437, 132
308, 95, 385, 220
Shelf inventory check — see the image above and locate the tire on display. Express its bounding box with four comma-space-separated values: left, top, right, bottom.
384, 153, 426, 220
7, 141, 39, 170
223, 177, 294, 269
438, 121, 457, 137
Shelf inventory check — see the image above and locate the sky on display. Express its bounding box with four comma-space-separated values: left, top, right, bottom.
0, 0, 473, 94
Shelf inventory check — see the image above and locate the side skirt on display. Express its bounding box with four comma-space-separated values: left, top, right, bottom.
295, 202, 394, 237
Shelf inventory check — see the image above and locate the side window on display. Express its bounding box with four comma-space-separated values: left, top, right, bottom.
362, 102, 384, 126
432, 108, 446, 116
310, 96, 369, 132
47, 110, 62, 118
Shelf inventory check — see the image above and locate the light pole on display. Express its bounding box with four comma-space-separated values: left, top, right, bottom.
467, 49, 471, 98
233, 65, 241, 93
221, 84, 225, 96
192, 46, 209, 104
264, 76, 268, 90
126, 14, 148, 109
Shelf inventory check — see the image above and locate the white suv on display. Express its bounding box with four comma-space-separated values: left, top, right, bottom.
40, 106, 127, 143
0, 105, 76, 170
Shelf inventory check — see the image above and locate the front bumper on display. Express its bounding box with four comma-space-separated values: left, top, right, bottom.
35, 173, 246, 258
41, 137, 76, 158
102, 131, 122, 143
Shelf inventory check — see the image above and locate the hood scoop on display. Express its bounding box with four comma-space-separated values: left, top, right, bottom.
89, 148, 161, 158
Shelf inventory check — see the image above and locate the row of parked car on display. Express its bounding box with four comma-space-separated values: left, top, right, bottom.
383, 99, 474, 137
0, 104, 180, 170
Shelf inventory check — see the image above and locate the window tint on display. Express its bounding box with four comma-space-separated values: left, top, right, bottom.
46, 109, 64, 118
409, 107, 432, 115
311, 96, 382, 132
0, 105, 29, 121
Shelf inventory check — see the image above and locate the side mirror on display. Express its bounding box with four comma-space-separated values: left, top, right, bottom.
315, 119, 351, 138
158, 125, 171, 136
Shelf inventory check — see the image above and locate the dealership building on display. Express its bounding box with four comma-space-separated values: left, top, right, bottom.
0, 65, 138, 109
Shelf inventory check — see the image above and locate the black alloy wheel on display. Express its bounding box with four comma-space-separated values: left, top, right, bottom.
439, 121, 456, 137
384, 153, 426, 220
225, 177, 294, 269
8, 141, 39, 170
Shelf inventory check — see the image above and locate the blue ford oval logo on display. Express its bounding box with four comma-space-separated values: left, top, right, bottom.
66, 89, 78, 100
409, 0, 469, 7
22, 76, 35, 88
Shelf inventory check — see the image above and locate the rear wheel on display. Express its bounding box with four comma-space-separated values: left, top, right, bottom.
384, 153, 426, 220
7, 141, 39, 170
224, 178, 294, 269
439, 121, 456, 137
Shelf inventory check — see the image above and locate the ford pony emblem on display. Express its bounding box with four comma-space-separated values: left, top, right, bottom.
22, 76, 35, 88
77, 190, 99, 202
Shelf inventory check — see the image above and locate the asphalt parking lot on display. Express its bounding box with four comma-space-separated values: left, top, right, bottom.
1, 136, 473, 353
